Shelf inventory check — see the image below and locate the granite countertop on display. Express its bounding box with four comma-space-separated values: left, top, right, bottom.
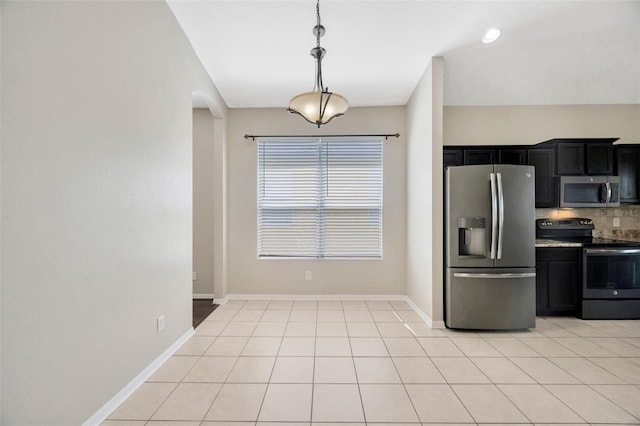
535, 238, 583, 248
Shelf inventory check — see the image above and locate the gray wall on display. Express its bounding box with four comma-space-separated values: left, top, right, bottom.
0, 2, 3, 419
226, 107, 407, 296
0, 1, 225, 424
444, 104, 640, 146
193, 109, 216, 297
406, 57, 445, 325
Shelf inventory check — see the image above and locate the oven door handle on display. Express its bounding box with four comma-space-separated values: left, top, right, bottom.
585, 248, 640, 254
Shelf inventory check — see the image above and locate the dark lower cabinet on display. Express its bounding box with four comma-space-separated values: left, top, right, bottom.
536, 247, 580, 316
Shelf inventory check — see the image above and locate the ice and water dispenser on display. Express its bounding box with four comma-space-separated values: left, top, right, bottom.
457, 217, 486, 257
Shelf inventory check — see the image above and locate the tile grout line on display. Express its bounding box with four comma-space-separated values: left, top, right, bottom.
111, 299, 639, 424
199, 300, 248, 423
585, 382, 640, 422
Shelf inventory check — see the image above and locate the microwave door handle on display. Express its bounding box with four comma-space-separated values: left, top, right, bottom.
490, 173, 498, 260
598, 183, 607, 203
496, 172, 504, 259
606, 182, 612, 203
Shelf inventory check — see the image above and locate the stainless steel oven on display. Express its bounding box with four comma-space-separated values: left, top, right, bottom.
582, 247, 640, 319
536, 218, 640, 319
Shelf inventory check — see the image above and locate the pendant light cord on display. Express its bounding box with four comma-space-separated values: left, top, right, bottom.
314, 0, 325, 93
316, 0, 322, 49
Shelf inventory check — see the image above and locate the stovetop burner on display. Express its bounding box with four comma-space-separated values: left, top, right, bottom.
536, 217, 639, 247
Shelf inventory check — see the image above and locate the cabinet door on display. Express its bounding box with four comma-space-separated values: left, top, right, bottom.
535, 248, 580, 316
536, 259, 549, 313
586, 143, 614, 175
617, 147, 640, 203
499, 148, 528, 165
464, 149, 496, 165
548, 261, 579, 312
443, 149, 463, 168
557, 143, 584, 175
528, 148, 557, 207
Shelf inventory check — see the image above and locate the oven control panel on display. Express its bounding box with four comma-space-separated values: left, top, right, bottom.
536, 218, 593, 229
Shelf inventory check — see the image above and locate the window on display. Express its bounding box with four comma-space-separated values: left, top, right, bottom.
257, 137, 382, 258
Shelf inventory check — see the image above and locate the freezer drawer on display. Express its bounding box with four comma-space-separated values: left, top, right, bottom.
446, 268, 536, 330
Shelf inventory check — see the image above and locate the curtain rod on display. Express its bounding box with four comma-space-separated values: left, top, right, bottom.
244, 133, 400, 141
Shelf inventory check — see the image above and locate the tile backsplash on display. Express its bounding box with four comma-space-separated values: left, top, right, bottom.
536, 205, 640, 242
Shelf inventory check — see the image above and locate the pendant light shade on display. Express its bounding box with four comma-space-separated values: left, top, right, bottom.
288, 91, 349, 126
288, 0, 348, 127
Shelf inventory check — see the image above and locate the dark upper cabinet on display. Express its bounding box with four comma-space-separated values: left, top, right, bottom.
616, 146, 640, 203
444, 140, 620, 208
586, 143, 614, 175
528, 148, 557, 207
444, 145, 555, 207
443, 149, 463, 168
463, 149, 496, 165
443, 146, 528, 167
536, 247, 580, 316
556, 140, 615, 175
557, 143, 585, 175
499, 148, 528, 165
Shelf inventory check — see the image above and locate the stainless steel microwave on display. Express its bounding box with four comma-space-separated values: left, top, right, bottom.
560, 176, 620, 207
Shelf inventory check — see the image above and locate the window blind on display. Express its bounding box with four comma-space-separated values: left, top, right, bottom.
257, 137, 383, 258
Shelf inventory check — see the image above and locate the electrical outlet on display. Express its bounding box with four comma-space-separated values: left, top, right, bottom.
192, 271, 197, 281
305, 270, 312, 281
157, 315, 165, 332
613, 217, 620, 228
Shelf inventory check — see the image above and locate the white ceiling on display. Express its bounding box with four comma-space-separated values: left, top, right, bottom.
167, 0, 640, 108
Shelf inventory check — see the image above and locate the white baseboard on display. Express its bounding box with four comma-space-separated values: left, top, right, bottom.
220, 293, 445, 328
215, 295, 230, 305
193, 293, 215, 300
83, 327, 195, 426
430, 320, 446, 329
405, 298, 446, 329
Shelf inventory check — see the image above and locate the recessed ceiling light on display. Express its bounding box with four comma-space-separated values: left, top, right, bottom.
482, 27, 501, 44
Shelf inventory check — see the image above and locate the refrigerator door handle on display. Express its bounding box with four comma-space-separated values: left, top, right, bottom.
453, 272, 537, 279
490, 173, 498, 259
496, 172, 505, 259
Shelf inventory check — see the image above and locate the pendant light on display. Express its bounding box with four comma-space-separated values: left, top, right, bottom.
288, 0, 348, 127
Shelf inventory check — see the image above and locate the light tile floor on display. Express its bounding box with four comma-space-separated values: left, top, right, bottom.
104, 299, 640, 425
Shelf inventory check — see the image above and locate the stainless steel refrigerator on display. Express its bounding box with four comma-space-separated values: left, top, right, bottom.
445, 164, 536, 329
